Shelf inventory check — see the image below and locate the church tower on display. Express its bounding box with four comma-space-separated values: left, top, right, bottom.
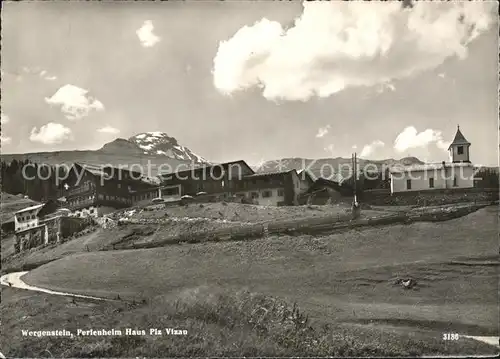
448, 125, 471, 163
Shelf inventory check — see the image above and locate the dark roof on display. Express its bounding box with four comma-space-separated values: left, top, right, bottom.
73, 162, 159, 185
74, 162, 144, 177
244, 169, 296, 178
448, 126, 470, 149
160, 160, 254, 178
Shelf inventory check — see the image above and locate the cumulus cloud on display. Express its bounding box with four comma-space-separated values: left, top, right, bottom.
1, 134, 12, 145
1, 113, 10, 124
1, 113, 12, 145
20, 66, 57, 81
29, 122, 73, 145
316, 125, 331, 138
360, 140, 385, 158
213, 1, 495, 101
97, 126, 120, 134
394, 126, 449, 153
45, 84, 105, 121
136, 20, 160, 47
324, 144, 335, 156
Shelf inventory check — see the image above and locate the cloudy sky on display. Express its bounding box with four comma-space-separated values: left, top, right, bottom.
1, 1, 498, 165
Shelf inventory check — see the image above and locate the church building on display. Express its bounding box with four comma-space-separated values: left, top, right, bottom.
389, 126, 475, 193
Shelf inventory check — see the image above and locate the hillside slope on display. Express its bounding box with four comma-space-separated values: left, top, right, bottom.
22, 208, 498, 344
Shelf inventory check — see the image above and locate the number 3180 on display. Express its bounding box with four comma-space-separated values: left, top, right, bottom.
443, 333, 460, 340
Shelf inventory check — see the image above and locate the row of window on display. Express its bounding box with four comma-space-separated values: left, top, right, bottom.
131, 191, 157, 202
239, 189, 285, 199
193, 178, 287, 193
17, 222, 37, 229
406, 177, 458, 190
17, 214, 36, 222
67, 190, 162, 207
68, 195, 94, 208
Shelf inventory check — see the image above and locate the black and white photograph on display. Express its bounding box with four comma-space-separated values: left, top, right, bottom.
0, 0, 498, 357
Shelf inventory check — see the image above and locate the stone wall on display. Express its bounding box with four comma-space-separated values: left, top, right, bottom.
44, 217, 61, 245
13, 216, 91, 254
15, 226, 45, 253
60, 217, 89, 238
363, 187, 498, 206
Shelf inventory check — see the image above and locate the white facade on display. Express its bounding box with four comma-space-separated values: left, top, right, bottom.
390, 126, 474, 194
234, 188, 287, 206
14, 204, 44, 232
257, 188, 286, 206
390, 163, 474, 193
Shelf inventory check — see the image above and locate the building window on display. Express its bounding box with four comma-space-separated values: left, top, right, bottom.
117, 183, 121, 189
453, 177, 458, 187
457, 146, 464, 155
251, 192, 259, 199
429, 178, 434, 188
262, 190, 272, 198
406, 179, 412, 190
277, 189, 285, 196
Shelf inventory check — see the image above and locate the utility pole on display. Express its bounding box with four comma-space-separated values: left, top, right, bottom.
351, 152, 361, 220
353, 152, 357, 202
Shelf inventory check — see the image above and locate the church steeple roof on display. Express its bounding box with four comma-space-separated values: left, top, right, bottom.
448, 125, 470, 150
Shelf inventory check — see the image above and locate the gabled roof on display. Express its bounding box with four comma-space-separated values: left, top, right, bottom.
297, 169, 316, 182
73, 162, 158, 185
15, 203, 44, 215
448, 126, 470, 150
74, 162, 144, 178
160, 160, 254, 178
244, 169, 296, 178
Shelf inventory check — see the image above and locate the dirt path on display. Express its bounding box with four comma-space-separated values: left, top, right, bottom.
0, 271, 107, 301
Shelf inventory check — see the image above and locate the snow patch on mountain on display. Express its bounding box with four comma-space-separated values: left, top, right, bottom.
129, 132, 209, 164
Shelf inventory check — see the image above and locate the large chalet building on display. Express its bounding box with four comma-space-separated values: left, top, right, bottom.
59, 162, 163, 217
159, 160, 311, 206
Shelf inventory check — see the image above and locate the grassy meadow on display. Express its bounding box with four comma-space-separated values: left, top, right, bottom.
3, 206, 495, 356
